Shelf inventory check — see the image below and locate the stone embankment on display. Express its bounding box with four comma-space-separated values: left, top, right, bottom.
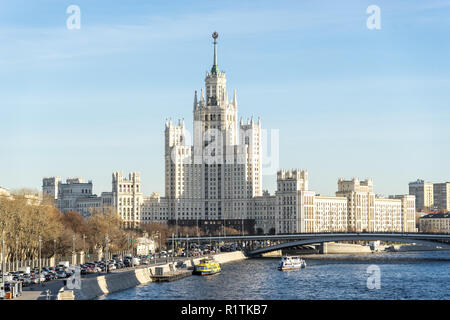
73, 251, 246, 300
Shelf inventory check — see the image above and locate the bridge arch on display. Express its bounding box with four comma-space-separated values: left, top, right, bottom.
248, 236, 450, 256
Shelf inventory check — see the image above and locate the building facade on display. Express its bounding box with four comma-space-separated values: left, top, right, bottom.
162, 32, 261, 229
275, 170, 348, 234
275, 172, 416, 234
112, 171, 143, 228
409, 179, 434, 211
42, 177, 61, 200
50, 177, 98, 215
419, 213, 450, 233
433, 182, 450, 212
42, 175, 126, 219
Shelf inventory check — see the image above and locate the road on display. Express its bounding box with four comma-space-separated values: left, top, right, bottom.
10, 254, 208, 300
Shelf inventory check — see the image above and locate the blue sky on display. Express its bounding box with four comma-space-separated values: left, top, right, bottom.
1, 0, 449, 197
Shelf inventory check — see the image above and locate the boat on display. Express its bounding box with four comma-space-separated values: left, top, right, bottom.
278, 256, 306, 271
193, 257, 221, 276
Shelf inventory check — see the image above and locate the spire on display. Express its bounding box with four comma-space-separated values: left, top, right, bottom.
233, 89, 237, 105
200, 88, 205, 103
193, 90, 198, 108
211, 32, 219, 75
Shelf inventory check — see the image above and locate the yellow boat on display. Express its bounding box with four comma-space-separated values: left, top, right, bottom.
193, 258, 221, 276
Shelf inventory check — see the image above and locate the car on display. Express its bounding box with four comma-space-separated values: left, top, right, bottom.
56, 271, 67, 279
123, 260, 131, 267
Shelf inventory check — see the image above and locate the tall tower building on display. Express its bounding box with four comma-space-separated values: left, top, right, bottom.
164, 32, 262, 230
433, 182, 450, 212
336, 178, 375, 232
112, 171, 143, 228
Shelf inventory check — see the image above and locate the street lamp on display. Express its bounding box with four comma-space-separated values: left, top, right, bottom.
83, 234, 86, 253
105, 234, 109, 273
1, 231, 5, 297
72, 235, 76, 254
53, 239, 57, 266
15, 236, 18, 272
172, 233, 174, 262
131, 234, 134, 268
38, 235, 42, 286
186, 233, 189, 258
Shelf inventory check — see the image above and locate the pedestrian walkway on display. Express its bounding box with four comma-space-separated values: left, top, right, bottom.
13, 280, 64, 300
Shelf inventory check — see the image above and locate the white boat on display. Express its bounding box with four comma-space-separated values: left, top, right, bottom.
278, 256, 306, 271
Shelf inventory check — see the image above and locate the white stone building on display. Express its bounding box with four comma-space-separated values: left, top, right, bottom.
112, 171, 143, 228
161, 32, 261, 232
135, 236, 156, 255
275, 171, 416, 234
251, 191, 276, 234
409, 179, 434, 211
275, 169, 348, 234
142, 192, 169, 222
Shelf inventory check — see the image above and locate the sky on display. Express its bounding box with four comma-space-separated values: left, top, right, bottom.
0, 0, 449, 197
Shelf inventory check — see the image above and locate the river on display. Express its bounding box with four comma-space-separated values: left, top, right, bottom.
101, 251, 450, 300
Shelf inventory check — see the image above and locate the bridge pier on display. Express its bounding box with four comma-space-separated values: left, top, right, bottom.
318, 242, 328, 254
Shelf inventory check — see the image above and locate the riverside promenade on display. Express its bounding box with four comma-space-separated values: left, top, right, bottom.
7, 251, 247, 300
74, 251, 246, 300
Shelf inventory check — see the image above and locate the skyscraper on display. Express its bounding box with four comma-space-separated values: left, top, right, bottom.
164, 32, 262, 231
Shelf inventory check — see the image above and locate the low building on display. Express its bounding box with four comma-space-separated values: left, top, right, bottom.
419, 213, 450, 234
135, 235, 156, 255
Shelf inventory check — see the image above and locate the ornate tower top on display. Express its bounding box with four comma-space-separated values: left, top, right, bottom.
211, 32, 219, 75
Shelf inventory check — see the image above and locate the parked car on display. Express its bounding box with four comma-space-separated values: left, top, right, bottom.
56, 270, 67, 279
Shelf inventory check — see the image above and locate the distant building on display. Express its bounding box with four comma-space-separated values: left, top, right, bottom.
433, 182, 450, 212
142, 192, 169, 222
0, 187, 12, 199
251, 190, 276, 234
42, 177, 111, 217
112, 171, 143, 228
42, 177, 61, 200
336, 178, 375, 232
274, 172, 416, 234
419, 213, 450, 234
135, 235, 156, 255
409, 179, 434, 211
275, 170, 348, 234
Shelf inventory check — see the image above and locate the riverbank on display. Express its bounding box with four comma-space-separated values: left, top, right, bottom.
101, 251, 450, 300
73, 251, 247, 300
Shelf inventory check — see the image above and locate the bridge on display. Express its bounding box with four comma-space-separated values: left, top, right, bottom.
172, 232, 450, 256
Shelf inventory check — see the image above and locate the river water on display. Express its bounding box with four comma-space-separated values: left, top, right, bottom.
102, 251, 450, 300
